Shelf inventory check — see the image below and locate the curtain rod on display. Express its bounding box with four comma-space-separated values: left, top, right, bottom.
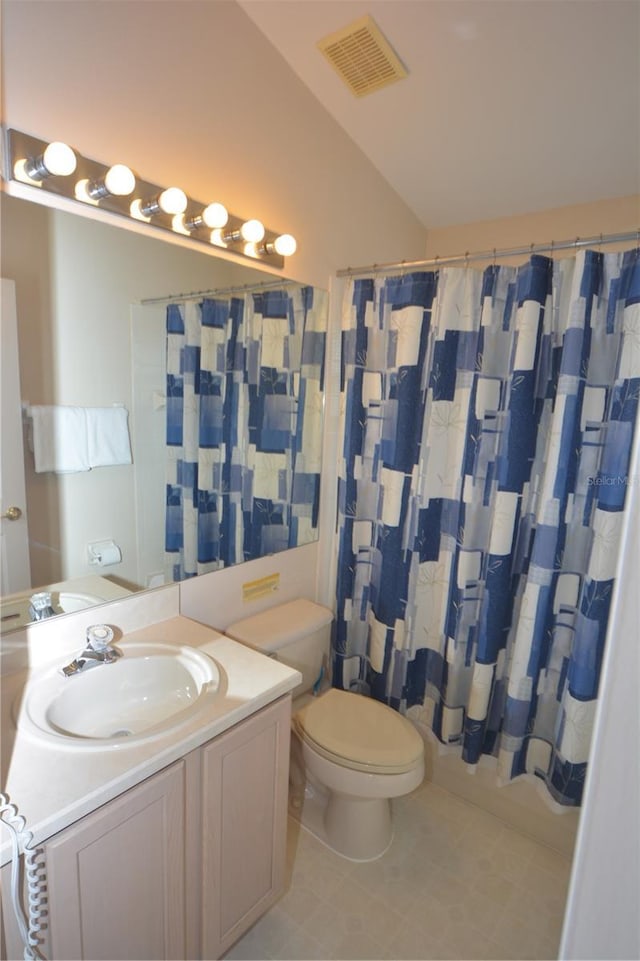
336, 229, 640, 279
139, 277, 300, 306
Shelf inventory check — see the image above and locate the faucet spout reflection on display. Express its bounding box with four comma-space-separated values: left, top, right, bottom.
29, 591, 56, 621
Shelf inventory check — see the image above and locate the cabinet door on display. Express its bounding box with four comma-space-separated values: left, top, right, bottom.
201, 696, 291, 959
45, 761, 186, 961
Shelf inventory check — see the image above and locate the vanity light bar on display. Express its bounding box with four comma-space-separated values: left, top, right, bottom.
3, 129, 296, 268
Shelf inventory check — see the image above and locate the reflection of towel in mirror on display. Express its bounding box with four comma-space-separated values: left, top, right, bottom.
30, 405, 132, 473
85, 407, 132, 468
30, 406, 89, 473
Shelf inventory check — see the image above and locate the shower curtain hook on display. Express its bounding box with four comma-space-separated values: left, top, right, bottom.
464, 251, 469, 269
492, 247, 497, 269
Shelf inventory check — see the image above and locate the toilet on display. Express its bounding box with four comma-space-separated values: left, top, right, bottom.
225, 598, 425, 861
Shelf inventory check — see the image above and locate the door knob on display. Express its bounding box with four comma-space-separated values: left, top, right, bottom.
1, 506, 22, 521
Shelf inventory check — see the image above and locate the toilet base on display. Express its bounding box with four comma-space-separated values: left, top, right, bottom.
289, 772, 394, 862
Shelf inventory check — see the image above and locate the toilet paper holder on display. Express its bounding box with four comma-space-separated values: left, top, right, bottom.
87, 540, 122, 567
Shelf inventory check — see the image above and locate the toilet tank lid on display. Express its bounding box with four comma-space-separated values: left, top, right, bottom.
225, 598, 333, 653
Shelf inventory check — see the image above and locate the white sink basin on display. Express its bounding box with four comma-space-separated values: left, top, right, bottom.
1, 591, 104, 630
15, 643, 221, 749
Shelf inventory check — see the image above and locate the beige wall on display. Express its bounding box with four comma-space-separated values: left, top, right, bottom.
425, 194, 639, 265
3, 4, 639, 944
0, 0, 427, 289
0, 0, 428, 613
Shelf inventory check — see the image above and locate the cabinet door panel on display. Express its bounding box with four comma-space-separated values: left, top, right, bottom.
45, 761, 185, 961
202, 697, 291, 957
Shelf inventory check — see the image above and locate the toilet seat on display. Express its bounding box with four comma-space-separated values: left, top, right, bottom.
293, 688, 424, 775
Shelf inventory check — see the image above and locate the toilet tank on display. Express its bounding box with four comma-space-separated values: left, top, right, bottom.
225, 599, 333, 696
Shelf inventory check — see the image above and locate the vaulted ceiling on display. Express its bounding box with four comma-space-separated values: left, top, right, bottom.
239, 0, 640, 229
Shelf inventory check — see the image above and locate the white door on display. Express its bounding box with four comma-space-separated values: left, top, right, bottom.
1, 278, 31, 593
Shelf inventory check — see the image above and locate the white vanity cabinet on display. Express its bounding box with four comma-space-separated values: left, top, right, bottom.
200, 693, 290, 957
45, 760, 187, 960
1, 695, 292, 961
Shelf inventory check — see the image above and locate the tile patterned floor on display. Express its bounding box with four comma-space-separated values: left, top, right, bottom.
224, 780, 572, 961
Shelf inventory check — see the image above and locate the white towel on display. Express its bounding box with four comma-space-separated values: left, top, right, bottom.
30, 405, 132, 473
85, 407, 132, 468
30, 405, 90, 473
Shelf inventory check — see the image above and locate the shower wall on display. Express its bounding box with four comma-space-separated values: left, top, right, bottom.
424, 194, 638, 265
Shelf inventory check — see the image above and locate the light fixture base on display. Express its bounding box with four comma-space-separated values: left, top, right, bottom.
4, 128, 289, 269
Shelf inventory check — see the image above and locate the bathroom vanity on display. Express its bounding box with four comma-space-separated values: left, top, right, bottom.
0, 616, 301, 960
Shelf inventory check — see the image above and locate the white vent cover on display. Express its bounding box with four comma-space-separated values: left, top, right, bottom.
317, 14, 408, 98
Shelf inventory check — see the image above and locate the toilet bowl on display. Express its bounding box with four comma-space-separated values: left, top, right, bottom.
292, 687, 424, 860
225, 599, 425, 861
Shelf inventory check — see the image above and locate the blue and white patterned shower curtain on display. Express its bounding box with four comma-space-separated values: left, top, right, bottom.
335, 249, 640, 805
165, 285, 326, 580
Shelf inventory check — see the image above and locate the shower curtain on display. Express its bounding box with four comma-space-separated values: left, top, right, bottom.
164, 285, 326, 580
334, 248, 640, 805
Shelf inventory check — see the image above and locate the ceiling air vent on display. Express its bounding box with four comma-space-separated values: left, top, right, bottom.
317, 14, 408, 98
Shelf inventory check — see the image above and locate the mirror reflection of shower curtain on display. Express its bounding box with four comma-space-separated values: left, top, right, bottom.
164, 286, 326, 580
334, 248, 640, 806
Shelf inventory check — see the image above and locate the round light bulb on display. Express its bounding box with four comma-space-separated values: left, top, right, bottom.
42, 141, 77, 176
210, 228, 227, 247
171, 214, 190, 235
240, 219, 265, 243
130, 199, 150, 221
201, 203, 229, 229
158, 187, 188, 215
273, 234, 297, 257
104, 164, 136, 197
13, 159, 34, 183
74, 178, 93, 202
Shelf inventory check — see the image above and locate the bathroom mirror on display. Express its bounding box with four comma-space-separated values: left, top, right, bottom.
0, 193, 327, 633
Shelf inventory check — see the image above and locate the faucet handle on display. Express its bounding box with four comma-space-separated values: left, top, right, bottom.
86, 624, 115, 652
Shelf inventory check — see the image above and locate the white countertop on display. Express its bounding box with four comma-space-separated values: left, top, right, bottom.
0, 616, 301, 866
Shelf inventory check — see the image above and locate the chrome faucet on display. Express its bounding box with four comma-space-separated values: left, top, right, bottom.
61, 624, 122, 677
29, 591, 57, 621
